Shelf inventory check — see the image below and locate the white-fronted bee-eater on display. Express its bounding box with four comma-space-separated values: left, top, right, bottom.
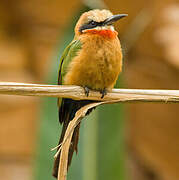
53, 9, 127, 178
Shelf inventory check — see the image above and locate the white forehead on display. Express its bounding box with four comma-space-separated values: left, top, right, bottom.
87, 9, 113, 22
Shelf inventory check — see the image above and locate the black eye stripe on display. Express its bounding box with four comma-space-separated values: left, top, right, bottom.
79, 20, 104, 32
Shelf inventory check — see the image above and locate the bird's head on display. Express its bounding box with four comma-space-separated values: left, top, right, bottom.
75, 9, 127, 38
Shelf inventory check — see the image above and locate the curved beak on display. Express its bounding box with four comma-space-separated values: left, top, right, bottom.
103, 14, 128, 25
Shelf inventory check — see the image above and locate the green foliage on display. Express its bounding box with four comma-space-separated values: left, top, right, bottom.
98, 104, 125, 180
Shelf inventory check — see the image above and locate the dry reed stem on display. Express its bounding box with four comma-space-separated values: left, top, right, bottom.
0, 82, 179, 103
57, 102, 103, 180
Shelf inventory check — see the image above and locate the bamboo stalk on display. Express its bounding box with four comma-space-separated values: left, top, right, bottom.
0, 82, 179, 103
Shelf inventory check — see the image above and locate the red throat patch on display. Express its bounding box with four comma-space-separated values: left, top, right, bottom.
85, 29, 118, 39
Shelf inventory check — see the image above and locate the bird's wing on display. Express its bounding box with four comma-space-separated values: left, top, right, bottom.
57, 39, 82, 119
58, 39, 82, 85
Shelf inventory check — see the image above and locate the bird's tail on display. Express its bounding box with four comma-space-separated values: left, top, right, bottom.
52, 98, 94, 178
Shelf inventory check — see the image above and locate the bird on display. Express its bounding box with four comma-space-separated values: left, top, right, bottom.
53, 9, 127, 178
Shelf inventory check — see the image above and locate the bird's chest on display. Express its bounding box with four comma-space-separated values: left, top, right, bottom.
64, 35, 122, 90
84, 47, 119, 79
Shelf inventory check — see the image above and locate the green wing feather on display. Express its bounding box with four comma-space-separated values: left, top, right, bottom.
58, 39, 82, 107
58, 39, 82, 85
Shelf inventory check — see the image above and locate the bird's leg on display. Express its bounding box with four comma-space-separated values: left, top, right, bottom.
100, 88, 107, 99
83, 86, 90, 97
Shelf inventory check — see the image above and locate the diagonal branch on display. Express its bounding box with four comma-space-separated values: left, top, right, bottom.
0, 82, 179, 103
57, 102, 104, 180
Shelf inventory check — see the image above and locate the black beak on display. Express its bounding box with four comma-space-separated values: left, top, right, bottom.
103, 14, 128, 25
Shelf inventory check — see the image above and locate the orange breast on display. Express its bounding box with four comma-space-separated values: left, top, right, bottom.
64, 33, 122, 90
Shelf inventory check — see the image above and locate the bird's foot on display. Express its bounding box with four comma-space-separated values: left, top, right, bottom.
100, 88, 107, 99
83, 86, 90, 97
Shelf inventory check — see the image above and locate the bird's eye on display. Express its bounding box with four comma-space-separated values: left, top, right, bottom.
90, 21, 96, 25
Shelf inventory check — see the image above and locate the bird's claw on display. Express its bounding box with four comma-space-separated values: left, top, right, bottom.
100, 89, 107, 99
83, 86, 90, 97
